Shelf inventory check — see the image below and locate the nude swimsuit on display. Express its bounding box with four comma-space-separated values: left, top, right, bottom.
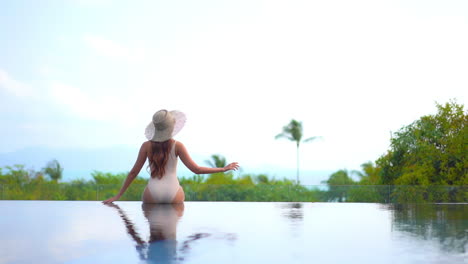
146, 141, 182, 203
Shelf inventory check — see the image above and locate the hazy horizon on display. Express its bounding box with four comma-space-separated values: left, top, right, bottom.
0, 144, 337, 185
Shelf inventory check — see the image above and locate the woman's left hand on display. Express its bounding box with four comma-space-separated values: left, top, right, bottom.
224, 162, 240, 172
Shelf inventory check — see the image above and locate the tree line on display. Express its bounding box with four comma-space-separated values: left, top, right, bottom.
321, 100, 466, 202
0, 100, 466, 202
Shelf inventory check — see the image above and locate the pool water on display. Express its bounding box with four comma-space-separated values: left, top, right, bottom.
0, 201, 466, 264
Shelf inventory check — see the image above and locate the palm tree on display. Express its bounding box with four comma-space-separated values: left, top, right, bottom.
43, 159, 63, 182
353, 161, 381, 184
322, 169, 355, 202
275, 119, 319, 184
205, 154, 227, 168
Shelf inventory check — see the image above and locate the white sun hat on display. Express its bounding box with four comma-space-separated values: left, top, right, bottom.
144, 110, 186, 142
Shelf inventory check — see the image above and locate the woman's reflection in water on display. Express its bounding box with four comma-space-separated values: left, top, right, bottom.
107, 203, 185, 263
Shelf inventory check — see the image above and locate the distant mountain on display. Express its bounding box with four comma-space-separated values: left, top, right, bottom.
0, 145, 137, 170
0, 145, 211, 181
0, 146, 333, 185
0, 145, 141, 181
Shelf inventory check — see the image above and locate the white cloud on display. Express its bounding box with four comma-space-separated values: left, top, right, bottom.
0, 69, 35, 97
38, 65, 57, 77
48, 81, 142, 131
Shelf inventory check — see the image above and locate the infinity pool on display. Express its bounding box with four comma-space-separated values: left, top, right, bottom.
0, 201, 466, 264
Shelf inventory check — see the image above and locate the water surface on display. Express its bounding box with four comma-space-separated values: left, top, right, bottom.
0, 201, 466, 263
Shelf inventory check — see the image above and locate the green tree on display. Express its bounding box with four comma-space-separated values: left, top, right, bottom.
377, 100, 467, 186
180, 174, 205, 185
354, 161, 381, 185
43, 159, 63, 182
205, 154, 227, 168
0, 165, 31, 185
205, 172, 235, 184
323, 169, 356, 202
255, 174, 270, 184
324, 169, 355, 185
275, 119, 320, 184
92, 171, 127, 184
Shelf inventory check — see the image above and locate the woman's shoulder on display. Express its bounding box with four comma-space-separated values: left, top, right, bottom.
173, 140, 185, 156
140, 141, 153, 152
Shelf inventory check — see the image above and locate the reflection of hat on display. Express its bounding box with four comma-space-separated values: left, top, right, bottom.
144, 110, 186, 142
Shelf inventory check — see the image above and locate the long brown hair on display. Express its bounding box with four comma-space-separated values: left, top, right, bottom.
148, 140, 173, 179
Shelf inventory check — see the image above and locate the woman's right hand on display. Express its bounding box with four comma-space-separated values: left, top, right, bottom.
224, 162, 240, 172
102, 195, 121, 204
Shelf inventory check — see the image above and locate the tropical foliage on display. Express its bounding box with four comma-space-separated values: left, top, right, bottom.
0, 162, 465, 202
0, 101, 466, 203
275, 119, 320, 184
322, 100, 467, 203
0, 165, 322, 202
377, 100, 467, 186
43, 159, 63, 182
205, 154, 227, 168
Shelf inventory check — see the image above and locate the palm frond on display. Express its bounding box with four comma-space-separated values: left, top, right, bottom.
43, 159, 63, 181
303, 136, 321, 143
275, 119, 303, 143
205, 154, 227, 168
275, 133, 294, 141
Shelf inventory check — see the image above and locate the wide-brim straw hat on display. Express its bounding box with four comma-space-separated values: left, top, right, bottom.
144, 110, 186, 142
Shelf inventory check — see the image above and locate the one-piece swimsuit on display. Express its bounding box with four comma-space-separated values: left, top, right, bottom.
146, 141, 181, 203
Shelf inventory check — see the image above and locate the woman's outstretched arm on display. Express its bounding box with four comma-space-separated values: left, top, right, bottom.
103, 142, 147, 204
176, 141, 239, 174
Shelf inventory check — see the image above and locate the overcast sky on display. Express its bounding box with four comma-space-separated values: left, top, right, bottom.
0, 0, 466, 174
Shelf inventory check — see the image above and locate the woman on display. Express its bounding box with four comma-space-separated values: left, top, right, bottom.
103, 109, 239, 204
